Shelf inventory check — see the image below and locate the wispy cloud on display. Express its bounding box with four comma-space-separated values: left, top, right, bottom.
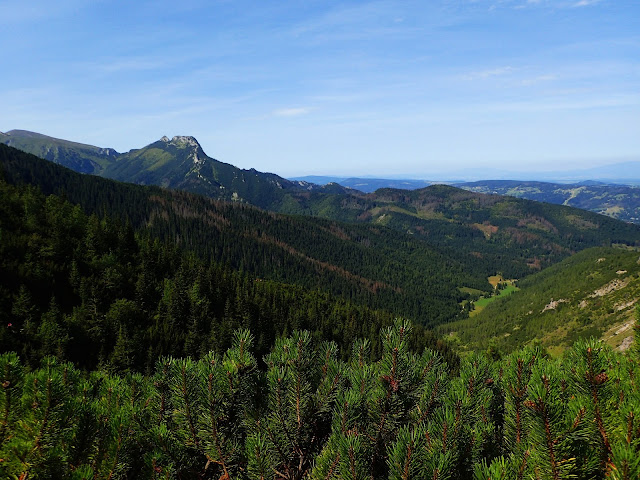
273, 107, 311, 117
520, 74, 557, 86
482, 0, 605, 9
92, 58, 170, 74
481, 93, 640, 113
2, 0, 637, 175
463, 66, 515, 81
287, 1, 425, 45
573, 0, 603, 7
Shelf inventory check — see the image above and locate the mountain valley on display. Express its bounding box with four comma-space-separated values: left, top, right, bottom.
2, 132, 640, 355
1, 133, 640, 480
4, 129, 640, 280
292, 173, 640, 224
458, 179, 640, 224
439, 246, 640, 355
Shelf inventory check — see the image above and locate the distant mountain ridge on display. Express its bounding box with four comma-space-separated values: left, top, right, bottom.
0, 129, 118, 174
290, 175, 436, 192
292, 174, 640, 224
4, 129, 640, 279
0, 129, 343, 211
457, 180, 640, 224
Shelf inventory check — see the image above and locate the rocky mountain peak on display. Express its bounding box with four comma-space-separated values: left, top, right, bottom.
152, 135, 207, 168
98, 147, 119, 157
170, 135, 201, 149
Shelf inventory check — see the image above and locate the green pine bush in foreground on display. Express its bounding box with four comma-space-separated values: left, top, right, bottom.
1, 320, 639, 480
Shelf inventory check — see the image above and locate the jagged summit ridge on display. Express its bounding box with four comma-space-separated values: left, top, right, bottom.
1, 129, 348, 208
160, 135, 201, 149
157, 135, 205, 167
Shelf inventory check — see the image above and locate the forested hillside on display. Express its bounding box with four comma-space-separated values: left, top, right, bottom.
458, 180, 640, 224
290, 185, 640, 278
439, 246, 640, 355
5, 131, 640, 279
0, 143, 487, 327
2, 156, 640, 478
0, 176, 458, 372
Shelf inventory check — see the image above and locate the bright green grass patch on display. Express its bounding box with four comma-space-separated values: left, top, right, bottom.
140, 150, 174, 170
470, 284, 519, 316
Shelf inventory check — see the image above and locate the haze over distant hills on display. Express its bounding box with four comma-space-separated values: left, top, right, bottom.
293, 161, 640, 186
457, 180, 640, 224
3, 128, 640, 279
290, 176, 437, 192
292, 174, 640, 224
292, 175, 640, 225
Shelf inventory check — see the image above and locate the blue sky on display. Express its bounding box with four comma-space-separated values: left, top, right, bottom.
1, 0, 638, 177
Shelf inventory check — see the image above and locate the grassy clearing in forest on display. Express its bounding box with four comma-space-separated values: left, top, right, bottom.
470, 283, 518, 317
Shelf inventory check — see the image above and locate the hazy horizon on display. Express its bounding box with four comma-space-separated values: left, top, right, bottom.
3, 126, 639, 182
2, 0, 639, 177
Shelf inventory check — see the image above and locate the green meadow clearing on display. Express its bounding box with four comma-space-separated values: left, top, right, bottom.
470, 283, 519, 316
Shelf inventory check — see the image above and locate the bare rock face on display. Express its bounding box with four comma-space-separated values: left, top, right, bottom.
170, 136, 201, 149
99, 148, 119, 156
590, 278, 630, 298
542, 298, 569, 312
618, 336, 634, 352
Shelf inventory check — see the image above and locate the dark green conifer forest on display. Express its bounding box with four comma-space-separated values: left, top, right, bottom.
1, 144, 640, 479
0, 177, 457, 371
0, 143, 494, 329
1, 321, 639, 479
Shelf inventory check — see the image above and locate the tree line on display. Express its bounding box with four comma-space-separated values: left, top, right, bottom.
0, 143, 490, 328
0, 175, 458, 373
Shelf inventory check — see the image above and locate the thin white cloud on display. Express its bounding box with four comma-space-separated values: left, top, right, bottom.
520, 74, 557, 86
273, 107, 311, 117
573, 0, 603, 6
463, 66, 515, 80
482, 0, 605, 9
482, 93, 640, 113
93, 58, 169, 74
287, 1, 426, 45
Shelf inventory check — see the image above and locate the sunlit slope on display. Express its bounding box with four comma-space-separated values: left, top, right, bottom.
0, 129, 118, 174
5, 130, 640, 280
439, 246, 640, 355
0, 143, 486, 327
459, 179, 640, 224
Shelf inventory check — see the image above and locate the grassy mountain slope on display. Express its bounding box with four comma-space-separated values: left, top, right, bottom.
438, 246, 640, 355
289, 184, 640, 278
102, 135, 344, 208
5, 130, 640, 279
459, 179, 640, 224
0, 129, 118, 174
0, 143, 486, 327
0, 130, 344, 210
